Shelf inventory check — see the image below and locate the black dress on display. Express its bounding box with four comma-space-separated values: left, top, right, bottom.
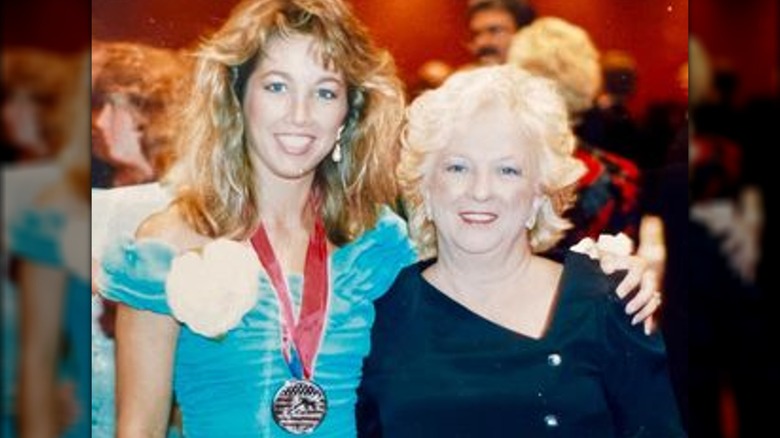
356, 253, 685, 437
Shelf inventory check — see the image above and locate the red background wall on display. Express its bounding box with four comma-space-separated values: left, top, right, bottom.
89, 0, 689, 113
10, 1, 776, 108
538, 0, 688, 112
3, 0, 91, 51
347, 0, 690, 113
691, 0, 778, 102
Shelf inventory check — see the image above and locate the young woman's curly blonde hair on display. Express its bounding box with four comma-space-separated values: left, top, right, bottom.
508, 17, 601, 120
167, 0, 405, 244
398, 65, 585, 259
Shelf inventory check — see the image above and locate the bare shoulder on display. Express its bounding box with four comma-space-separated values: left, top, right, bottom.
135, 204, 212, 253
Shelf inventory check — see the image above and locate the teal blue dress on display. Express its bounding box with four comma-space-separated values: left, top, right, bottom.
98, 207, 416, 437
9, 208, 92, 438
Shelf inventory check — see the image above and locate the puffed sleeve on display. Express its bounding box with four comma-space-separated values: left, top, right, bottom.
9, 208, 65, 267
601, 282, 686, 437
97, 236, 176, 315
91, 183, 173, 260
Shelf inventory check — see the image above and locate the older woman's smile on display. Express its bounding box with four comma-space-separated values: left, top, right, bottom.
458, 211, 498, 224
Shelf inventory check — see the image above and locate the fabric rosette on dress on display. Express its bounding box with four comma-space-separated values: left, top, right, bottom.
166, 240, 261, 337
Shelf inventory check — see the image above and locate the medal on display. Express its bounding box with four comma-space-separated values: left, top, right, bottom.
251, 208, 330, 434
271, 379, 328, 435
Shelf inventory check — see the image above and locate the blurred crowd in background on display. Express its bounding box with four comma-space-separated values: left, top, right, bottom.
2, 0, 778, 437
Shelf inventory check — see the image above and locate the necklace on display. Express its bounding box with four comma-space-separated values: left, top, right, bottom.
250, 215, 329, 435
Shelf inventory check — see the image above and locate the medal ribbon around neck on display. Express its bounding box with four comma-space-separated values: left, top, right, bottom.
250, 214, 329, 380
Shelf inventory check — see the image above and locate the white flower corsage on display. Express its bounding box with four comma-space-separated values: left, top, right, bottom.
62, 214, 91, 281
570, 233, 634, 259
166, 239, 260, 338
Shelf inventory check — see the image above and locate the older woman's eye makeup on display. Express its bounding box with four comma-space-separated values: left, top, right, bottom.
442, 157, 469, 174
445, 163, 467, 173
499, 165, 522, 176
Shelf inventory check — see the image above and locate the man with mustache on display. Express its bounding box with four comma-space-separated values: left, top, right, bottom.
467, 0, 536, 66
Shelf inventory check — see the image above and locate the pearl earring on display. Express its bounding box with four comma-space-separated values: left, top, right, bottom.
525, 197, 543, 230
332, 125, 345, 163
332, 143, 342, 163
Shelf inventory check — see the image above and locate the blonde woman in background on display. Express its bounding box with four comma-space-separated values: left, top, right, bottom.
8, 49, 91, 438
91, 41, 192, 188
2, 50, 77, 436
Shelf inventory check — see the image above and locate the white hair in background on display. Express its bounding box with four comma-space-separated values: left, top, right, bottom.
508, 17, 601, 118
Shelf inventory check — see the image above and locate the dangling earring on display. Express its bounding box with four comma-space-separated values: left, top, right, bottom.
332, 143, 342, 163
525, 196, 543, 230
332, 125, 345, 163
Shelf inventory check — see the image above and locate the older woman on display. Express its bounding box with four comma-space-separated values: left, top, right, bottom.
356, 66, 684, 437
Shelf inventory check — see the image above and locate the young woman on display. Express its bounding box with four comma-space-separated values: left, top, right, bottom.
98, 1, 412, 436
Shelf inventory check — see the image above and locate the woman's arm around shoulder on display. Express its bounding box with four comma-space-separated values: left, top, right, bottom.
599, 279, 686, 438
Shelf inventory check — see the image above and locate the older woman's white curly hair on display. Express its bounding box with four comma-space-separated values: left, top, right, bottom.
398, 65, 586, 259
508, 17, 601, 120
